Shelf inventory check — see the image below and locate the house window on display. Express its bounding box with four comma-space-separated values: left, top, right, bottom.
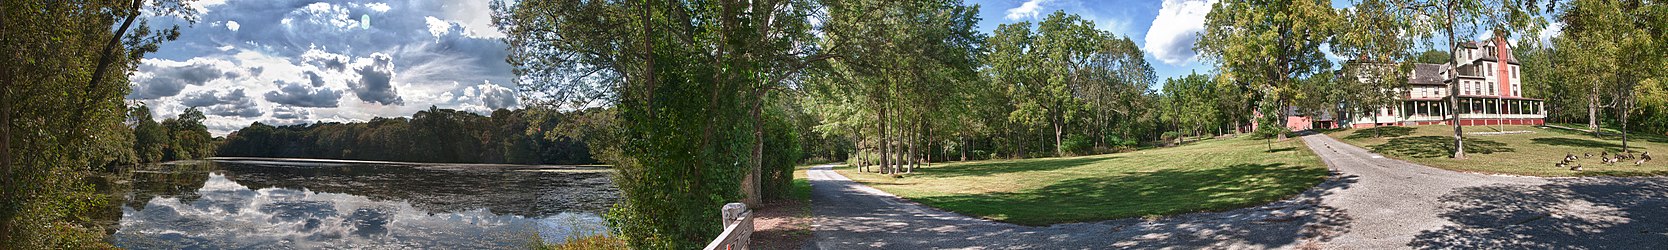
1513, 66, 1518, 78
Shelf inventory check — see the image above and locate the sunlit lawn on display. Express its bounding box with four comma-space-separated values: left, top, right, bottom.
834, 136, 1328, 226
1326, 124, 1668, 177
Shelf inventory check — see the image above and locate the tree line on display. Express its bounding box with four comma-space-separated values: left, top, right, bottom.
216, 106, 599, 165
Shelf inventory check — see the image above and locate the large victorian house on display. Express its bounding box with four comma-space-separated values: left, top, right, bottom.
1346, 34, 1546, 128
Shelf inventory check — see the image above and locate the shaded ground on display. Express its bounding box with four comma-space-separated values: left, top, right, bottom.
751, 198, 814, 250
1409, 177, 1668, 249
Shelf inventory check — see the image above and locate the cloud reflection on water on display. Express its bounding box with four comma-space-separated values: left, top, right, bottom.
112, 173, 606, 249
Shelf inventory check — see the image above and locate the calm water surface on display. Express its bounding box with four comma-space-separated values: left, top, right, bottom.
101, 159, 618, 249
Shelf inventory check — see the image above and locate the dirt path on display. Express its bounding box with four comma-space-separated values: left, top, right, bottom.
806, 134, 1668, 249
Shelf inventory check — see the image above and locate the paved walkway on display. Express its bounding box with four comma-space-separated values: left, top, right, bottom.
807, 134, 1668, 249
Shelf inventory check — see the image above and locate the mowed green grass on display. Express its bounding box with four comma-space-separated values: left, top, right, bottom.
834, 136, 1328, 226
1326, 125, 1668, 177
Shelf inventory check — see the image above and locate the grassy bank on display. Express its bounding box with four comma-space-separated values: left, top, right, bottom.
1326, 125, 1668, 177
835, 136, 1328, 226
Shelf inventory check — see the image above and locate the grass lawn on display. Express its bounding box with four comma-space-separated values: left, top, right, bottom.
1326, 124, 1668, 177
834, 136, 1328, 226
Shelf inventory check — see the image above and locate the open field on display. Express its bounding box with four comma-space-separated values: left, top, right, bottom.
1326, 125, 1668, 177
834, 136, 1328, 226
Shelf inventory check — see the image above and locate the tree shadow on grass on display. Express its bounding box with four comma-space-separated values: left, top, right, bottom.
1369, 136, 1514, 158
1266, 147, 1297, 153
1530, 137, 1648, 152
910, 157, 1110, 179
897, 163, 1355, 248
808, 165, 1358, 249
911, 163, 1330, 226
1343, 126, 1416, 140
1408, 177, 1668, 249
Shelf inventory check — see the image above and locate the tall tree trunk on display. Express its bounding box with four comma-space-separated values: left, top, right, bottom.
1053, 117, 1063, 156
745, 99, 763, 206
908, 123, 917, 173
878, 107, 889, 174
1445, 5, 1466, 159
1589, 92, 1601, 137
959, 135, 967, 162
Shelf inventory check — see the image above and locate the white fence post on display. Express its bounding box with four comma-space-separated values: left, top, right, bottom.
703, 202, 752, 250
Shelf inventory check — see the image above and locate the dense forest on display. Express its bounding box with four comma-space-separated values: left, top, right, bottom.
215, 107, 598, 164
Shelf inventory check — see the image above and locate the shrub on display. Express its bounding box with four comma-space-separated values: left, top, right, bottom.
1060, 135, 1092, 156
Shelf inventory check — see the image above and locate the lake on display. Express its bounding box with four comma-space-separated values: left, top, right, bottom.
98, 158, 619, 249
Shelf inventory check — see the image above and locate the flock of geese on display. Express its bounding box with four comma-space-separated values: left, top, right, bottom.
1559, 151, 1653, 171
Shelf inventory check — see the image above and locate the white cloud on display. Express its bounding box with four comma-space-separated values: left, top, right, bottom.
424, 16, 451, 37
1538, 22, 1563, 44
226, 20, 240, 31
436, 0, 505, 38
366, 2, 393, 13
1143, 0, 1215, 65
1005, 0, 1054, 20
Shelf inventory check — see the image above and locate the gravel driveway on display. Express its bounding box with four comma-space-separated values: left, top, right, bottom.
805, 134, 1668, 249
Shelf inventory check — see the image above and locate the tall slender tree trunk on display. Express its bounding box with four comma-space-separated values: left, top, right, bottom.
878, 107, 889, 174
1053, 118, 1063, 156
908, 124, 917, 173
1589, 92, 1601, 137
743, 98, 764, 206
1445, 6, 1466, 159
959, 135, 967, 162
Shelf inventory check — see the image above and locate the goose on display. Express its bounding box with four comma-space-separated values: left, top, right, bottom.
1571, 164, 1584, 171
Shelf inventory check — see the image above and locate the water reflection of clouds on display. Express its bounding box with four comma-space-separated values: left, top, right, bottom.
114, 173, 606, 249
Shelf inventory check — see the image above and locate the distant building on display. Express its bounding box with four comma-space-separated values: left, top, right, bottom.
1345, 33, 1545, 128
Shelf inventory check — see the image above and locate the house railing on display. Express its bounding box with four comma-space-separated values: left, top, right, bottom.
702, 203, 753, 250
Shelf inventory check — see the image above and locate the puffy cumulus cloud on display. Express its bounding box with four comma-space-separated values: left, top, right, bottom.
301, 49, 352, 72
180, 91, 225, 107
127, 59, 244, 99
351, 53, 403, 105
264, 80, 343, 108
446, 81, 518, 113
304, 71, 327, 87
1005, 0, 1054, 20
1144, 0, 1215, 65
271, 106, 311, 120
424, 16, 451, 37
181, 89, 264, 118
129, 0, 518, 133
